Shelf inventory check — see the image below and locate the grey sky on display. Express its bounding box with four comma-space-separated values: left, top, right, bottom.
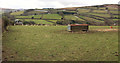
0, 0, 119, 9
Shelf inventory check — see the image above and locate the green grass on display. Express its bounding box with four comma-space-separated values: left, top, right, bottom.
15, 15, 42, 19
78, 9, 90, 14
63, 11, 76, 13
98, 7, 106, 10
42, 14, 62, 19
88, 13, 111, 18
108, 7, 118, 10
48, 20, 58, 23
10, 11, 24, 15
79, 16, 104, 23
20, 19, 53, 24
112, 19, 118, 21
27, 11, 46, 14
15, 16, 33, 18
93, 10, 108, 13
3, 26, 118, 61
110, 11, 119, 14
94, 17, 105, 20
64, 15, 85, 21
113, 15, 118, 18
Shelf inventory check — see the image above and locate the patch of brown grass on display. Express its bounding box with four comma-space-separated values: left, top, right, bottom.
92, 29, 118, 32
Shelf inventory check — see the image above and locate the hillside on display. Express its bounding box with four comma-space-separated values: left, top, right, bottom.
9, 4, 119, 26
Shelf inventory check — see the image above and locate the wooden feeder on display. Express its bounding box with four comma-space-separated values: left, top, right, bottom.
68, 24, 89, 32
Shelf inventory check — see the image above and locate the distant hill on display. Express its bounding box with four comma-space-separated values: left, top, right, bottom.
104, 4, 118, 8
1, 4, 118, 11
3, 4, 119, 26
58, 4, 118, 11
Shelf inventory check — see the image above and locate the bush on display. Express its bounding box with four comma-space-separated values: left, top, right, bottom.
56, 20, 63, 25
29, 21, 35, 25
31, 17, 34, 19
23, 21, 30, 25
56, 20, 78, 25
23, 21, 36, 25
2, 16, 10, 31
10, 21, 14, 25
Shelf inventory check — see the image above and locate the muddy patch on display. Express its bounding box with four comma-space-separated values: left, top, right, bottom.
91, 29, 118, 32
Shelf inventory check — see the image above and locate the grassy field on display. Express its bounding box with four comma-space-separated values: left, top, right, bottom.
88, 13, 111, 18
79, 16, 104, 23
94, 17, 105, 20
15, 15, 42, 19
108, 7, 118, 10
42, 14, 62, 19
113, 15, 118, 18
113, 19, 118, 21
19, 19, 53, 24
110, 11, 119, 14
2, 26, 118, 61
64, 15, 85, 21
93, 10, 108, 14
10, 11, 24, 15
27, 11, 47, 14
48, 20, 58, 23
98, 7, 106, 10
78, 9, 90, 14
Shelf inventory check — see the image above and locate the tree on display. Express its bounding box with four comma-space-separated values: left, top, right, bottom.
34, 13, 37, 15
31, 17, 34, 19
105, 7, 108, 10
2, 16, 10, 32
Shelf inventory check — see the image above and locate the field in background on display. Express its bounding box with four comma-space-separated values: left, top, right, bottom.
10, 11, 24, 15
10, 4, 119, 25
2, 26, 118, 61
19, 19, 53, 24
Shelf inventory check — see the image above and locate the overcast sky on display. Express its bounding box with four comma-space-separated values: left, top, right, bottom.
0, 0, 119, 9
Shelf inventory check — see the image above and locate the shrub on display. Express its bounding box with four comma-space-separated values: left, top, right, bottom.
29, 21, 35, 25
2, 16, 10, 31
31, 17, 34, 19
56, 20, 63, 25
56, 20, 78, 25
23, 21, 30, 25
23, 21, 36, 25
